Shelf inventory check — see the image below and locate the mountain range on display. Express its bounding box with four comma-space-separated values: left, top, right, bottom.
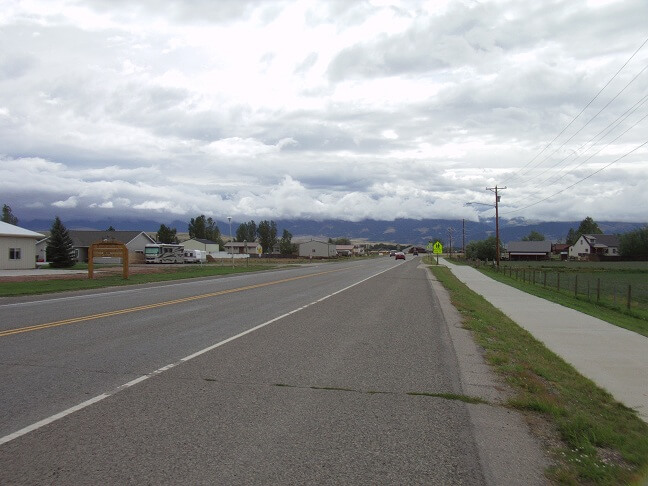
20, 217, 645, 247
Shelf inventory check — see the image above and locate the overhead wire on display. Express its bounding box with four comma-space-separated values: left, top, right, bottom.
502, 35, 648, 187
502, 140, 648, 214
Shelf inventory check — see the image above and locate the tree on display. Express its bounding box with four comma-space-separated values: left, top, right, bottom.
157, 224, 178, 244
257, 220, 278, 254
107, 225, 116, 231
279, 229, 297, 255
619, 226, 648, 260
1, 204, 18, 225
46, 216, 75, 268
522, 231, 545, 241
188, 215, 224, 246
236, 220, 257, 242
465, 236, 501, 261
334, 237, 351, 245
567, 216, 603, 244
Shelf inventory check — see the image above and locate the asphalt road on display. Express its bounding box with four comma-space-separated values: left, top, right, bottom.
0, 257, 547, 484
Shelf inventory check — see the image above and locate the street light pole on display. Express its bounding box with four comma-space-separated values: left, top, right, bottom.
227, 216, 233, 268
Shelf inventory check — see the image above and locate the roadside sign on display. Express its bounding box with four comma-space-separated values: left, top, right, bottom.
256, 244, 263, 255
426, 242, 434, 252
433, 241, 443, 254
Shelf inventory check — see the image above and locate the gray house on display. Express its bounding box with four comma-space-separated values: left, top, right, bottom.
506, 241, 552, 261
64, 230, 156, 263
299, 240, 337, 258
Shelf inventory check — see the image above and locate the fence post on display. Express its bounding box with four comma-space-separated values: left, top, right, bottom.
523, 269, 525, 283
533, 270, 536, 285
557, 273, 560, 291
627, 285, 632, 311
597, 278, 600, 303
543, 271, 547, 288
587, 279, 590, 300
574, 274, 578, 297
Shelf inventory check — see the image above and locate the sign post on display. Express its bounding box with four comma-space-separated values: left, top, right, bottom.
430, 241, 443, 265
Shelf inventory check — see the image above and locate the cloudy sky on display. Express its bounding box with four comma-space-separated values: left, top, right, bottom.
1, 0, 647, 226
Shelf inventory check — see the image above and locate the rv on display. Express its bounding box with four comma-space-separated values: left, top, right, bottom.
145, 244, 184, 264
183, 249, 206, 263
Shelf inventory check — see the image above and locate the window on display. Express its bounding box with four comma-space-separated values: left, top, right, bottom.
9, 248, 21, 260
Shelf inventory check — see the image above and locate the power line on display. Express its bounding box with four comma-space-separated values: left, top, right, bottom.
503, 35, 648, 186
502, 140, 648, 214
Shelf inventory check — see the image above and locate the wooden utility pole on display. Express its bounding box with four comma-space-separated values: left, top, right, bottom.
486, 185, 506, 268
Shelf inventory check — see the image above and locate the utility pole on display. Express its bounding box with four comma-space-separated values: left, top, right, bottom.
486, 185, 506, 268
447, 227, 454, 258
462, 219, 465, 255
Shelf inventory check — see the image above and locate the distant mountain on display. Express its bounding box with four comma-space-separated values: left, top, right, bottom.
20, 217, 645, 246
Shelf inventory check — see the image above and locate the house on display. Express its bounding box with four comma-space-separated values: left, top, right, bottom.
506, 241, 552, 261
224, 241, 260, 255
43, 230, 157, 263
182, 238, 220, 254
336, 244, 354, 256
0, 221, 45, 270
299, 240, 337, 258
551, 243, 570, 260
569, 234, 620, 260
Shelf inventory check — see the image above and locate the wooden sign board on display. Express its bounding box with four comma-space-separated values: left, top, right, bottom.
88, 241, 129, 279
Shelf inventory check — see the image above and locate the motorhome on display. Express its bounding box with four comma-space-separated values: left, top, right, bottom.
144, 244, 184, 263
183, 249, 206, 263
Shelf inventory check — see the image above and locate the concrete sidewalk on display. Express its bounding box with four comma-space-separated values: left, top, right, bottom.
440, 258, 648, 422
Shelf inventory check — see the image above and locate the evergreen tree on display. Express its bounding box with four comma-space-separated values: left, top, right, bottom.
257, 220, 278, 254
567, 216, 603, 244
522, 231, 545, 241
236, 220, 257, 242
279, 229, 296, 255
46, 216, 75, 268
156, 224, 178, 244
1, 204, 18, 225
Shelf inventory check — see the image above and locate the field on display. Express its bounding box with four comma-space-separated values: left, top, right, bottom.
473, 260, 648, 321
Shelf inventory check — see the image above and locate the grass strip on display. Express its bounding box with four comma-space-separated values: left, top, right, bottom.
0, 265, 273, 297
474, 265, 648, 338
429, 265, 648, 485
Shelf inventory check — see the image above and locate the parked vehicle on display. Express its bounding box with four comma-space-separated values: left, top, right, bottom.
395, 252, 406, 260
145, 244, 184, 263
184, 249, 206, 263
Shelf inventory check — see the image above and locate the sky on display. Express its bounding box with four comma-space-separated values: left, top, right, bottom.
1, 0, 647, 227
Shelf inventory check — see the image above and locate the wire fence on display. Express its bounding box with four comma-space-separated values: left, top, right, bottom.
469, 260, 648, 320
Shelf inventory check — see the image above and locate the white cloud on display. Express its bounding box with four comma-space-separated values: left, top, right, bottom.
0, 0, 646, 227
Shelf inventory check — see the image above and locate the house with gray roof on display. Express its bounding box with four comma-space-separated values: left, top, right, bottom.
506, 240, 552, 261
39, 230, 156, 263
0, 221, 45, 269
569, 234, 620, 260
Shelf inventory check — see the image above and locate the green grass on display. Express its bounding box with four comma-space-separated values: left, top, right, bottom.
429, 264, 648, 485
0, 264, 275, 297
470, 264, 648, 338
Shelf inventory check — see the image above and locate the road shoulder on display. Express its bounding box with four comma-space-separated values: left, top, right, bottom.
424, 264, 551, 485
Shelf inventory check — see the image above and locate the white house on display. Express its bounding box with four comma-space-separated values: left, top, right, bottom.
299, 240, 337, 258
0, 221, 45, 270
568, 234, 620, 260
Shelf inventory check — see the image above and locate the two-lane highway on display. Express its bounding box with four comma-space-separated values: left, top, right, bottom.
0, 257, 546, 484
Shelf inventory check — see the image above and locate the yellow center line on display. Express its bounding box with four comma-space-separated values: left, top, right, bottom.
0, 267, 349, 338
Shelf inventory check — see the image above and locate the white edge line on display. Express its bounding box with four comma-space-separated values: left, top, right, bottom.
0, 264, 396, 447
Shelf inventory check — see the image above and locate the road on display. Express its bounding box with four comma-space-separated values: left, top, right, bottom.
0, 257, 546, 484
